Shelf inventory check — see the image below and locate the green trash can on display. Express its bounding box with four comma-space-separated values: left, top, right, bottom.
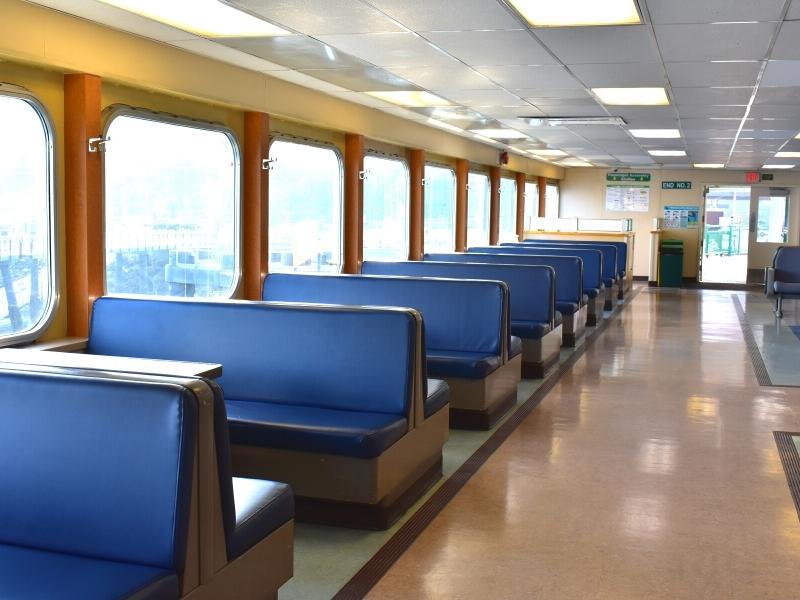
659, 240, 683, 287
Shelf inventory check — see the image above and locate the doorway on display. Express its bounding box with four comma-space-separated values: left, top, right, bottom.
700, 186, 750, 284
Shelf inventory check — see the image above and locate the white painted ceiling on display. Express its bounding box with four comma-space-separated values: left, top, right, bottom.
25, 0, 800, 170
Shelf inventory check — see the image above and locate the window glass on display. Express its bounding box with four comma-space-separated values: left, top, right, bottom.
268, 139, 342, 273
0, 93, 55, 341
757, 195, 789, 243
424, 165, 456, 253
363, 155, 409, 261
524, 181, 539, 230
104, 113, 239, 297
467, 172, 490, 248
498, 177, 517, 242
545, 182, 560, 219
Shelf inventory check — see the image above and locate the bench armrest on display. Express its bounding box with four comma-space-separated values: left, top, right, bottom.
764, 267, 775, 297
25, 337, 88, 352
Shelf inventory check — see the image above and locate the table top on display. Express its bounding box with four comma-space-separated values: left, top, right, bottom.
0, 348, 222, 379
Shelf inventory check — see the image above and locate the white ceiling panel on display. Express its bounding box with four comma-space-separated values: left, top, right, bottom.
299, 66, 416, 91
655, 23, 777, 62
513, 88, 594, 100
424, 30, 556, 67
270, 69, 353, 92
771, 22, 800, 59
232, 0, 404, 35
218, 36, 369, 70
753, 86, 800, 105
486, 106, 545, 118
317, 33, 454, 67
170, 39, 289, 72
761, 60, 800, 87
614, 155, 656, 163
665, 61, 762, 87
679, 117, 750, 129
444, 88, 526, 106
672, 87, 754, 104
646, 0, 787, 25
788, 0, 800, 20
476, 65, 582, 90
390, 64, 497, 90
365, 0, 523, 32
676, 105, 747, 118
568, 63, 665, 87
533, 103, 609, 117
534, 26, 661, 64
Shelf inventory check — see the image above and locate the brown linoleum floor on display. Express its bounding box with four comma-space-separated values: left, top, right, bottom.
366, 289, 800, 599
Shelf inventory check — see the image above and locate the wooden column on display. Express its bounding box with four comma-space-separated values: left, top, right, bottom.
455, 159, 468, 251
242, 111, 269, 300
489, 166, 500, 245
515, 172, 526, 241
64, 73, 103, 337
408, 149, 425, 260
343, 134, 364, 273
538, 175, 547, 218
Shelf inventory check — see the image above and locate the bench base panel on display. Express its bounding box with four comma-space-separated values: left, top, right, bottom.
586, 294, 602, 327
450, 389, 518, 430
442, 355, 521, 414
520, 325, 562, 379
561, 305, 588, 348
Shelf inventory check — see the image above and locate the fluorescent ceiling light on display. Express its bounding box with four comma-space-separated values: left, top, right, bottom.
648, 150, 686, 157
97, 0, 290, 37
762, 164, 795, 169
426, 118, 464, 134
366, 91, 451, 107
629, 129, 681, 139
523, 116, 626, 127
795, 132, 800, 139
531, 149, 568, 157
508, 0, 641, 27
774, 151, 800, 158
592, 87, 670, 106
560, 159, 593, 167
473, 134, 502, 145
694, 163, 725, 169
469, 128, 528, 139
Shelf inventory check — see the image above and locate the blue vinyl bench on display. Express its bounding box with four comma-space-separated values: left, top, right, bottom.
468, 245, 606, 318
0, 363, 295, 599
87, 296, 446, 529
362, 260, 561, 379
263, 273, 510, 430
428, 252, 587, 346
765, 246, 800, 317
524, 239, 629, 289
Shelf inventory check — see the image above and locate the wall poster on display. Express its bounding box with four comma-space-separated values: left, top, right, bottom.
605, 172, 650, 212
663, 205, 699, 229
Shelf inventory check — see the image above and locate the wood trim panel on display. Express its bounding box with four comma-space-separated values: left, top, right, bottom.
344, 134, 364, 274
538, 175, 547, 218
408, 149, 425, 260
515, 172, 526, 241
64, 73, 103, 337
455, 159, 468, 252
489, 166, 500, 245
242, 111, 269, 300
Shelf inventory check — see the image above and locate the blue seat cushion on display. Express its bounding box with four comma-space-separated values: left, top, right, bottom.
604, 277, 615, 287
226, 400, 408, 459
0, 543, 178, 600
509, 336, 522, 359
511, 320, 552, 339
586, 288, 600, 299
556, 301, 579, 316
425, 379, 450, 418
427, 350, 501, 379
775, 281, 800, 295
228, 478, 294, 560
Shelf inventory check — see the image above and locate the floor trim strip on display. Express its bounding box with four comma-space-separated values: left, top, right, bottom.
731, 294, 774, 387
332, 287, 641, 600
774, 431, 800, 521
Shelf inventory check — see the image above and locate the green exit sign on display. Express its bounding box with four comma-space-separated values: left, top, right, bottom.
662, 181, 692, 190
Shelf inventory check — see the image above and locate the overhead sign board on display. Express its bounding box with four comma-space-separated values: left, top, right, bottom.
662, 181, 692, 190
606, 173, 651, 183
605, 172, 651, 212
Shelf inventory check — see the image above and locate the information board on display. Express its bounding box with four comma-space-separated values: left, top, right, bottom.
605, 172, 651, 212
664, 205, 699, 229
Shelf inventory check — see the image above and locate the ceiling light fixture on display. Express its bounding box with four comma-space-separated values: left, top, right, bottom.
762, 164, 795, 169
629, 129, 681, 138
469, 128, 528, 139
530, 149, 569, 157
774, 151, 800, 158
592, 87, 670, 106
693, 163, 725, 169
507, 0, 641, 27
473, 134, 503, 145
97, 0, 290, 37
426, 118, 465, 134
560, 159, 593, 167
648, 150, 686, 157
520, 116, 627, 127
366, 91, 451, 108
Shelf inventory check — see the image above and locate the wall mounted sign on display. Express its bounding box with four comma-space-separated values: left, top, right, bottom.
662, 181, 692, 190
762, 173, 774, 181
605, 172, 651, 212
664, 205, 699, 229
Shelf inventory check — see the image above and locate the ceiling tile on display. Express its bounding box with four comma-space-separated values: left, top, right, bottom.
672, 87, 754, 104
317, 33, 454, 67
485, 106, 545, 118
665, 61, 762, 87
771, 22, 800, 59
425, 30, 556, 66
232, 0, 404, 34
476, 65, 582, 90
365, 0, 523, 32
646, 0, 786, 24
169, 39, 289, 71
753, 86, 800, 105
677, 105, 747, 118
445, 88, 526, 106
788, 0, 800, 20
655, 23, 777, 61
568, 63, 666, 87
391, 63, 497, 90
218, 36, 367, 70
298, 66, 416, 91
534, 103, 609, 117
761, 60, 800, 87
534, 26, 660, 64
512, 88, 593, 100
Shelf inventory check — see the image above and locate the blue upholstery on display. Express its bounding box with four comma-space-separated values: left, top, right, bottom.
511, 241, 618, 287
225, 399, 408, 458
427, 252, 583, 315
0, 369, 197, 599
466, 247, 603, 298
425, 378, 450, 418
0, 544, 178, 600
362, 260, 555, 334
511, 321, 551, 339
773, 246, 800, 296
427, 350, 501, 379
263, 273, 505, 379
557, 301, 580, 316
524, 239, 628, 278
509, 336, 522, 359
775, 281, 800, 294
229, 478, 295, 561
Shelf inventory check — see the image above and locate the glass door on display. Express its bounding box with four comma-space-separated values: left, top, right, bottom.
700, 186, 750, 283
748, 187, 790, 283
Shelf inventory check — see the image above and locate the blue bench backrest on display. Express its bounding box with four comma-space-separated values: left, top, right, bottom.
362, 260, 555, 327
510, 241, 618, 284
524, 239, 628, 277
88, 297, 416, 417
773, 246, 800, 281
0, 368, 196, 571
264, 273, 505, 357
467, 246, 603, 291
427, 252, 583, 306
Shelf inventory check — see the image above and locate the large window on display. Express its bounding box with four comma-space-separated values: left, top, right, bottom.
545, 182, 560, 219
424, 165, 456, 253
467, 172, 490, 248
524, 180, 539, 230
363, 154, 409, 261
757, 194, 789, 243
499, 177, 517, 242
0, 90, 56, 343
104, 111, 239, 298
269, 139, 342, 273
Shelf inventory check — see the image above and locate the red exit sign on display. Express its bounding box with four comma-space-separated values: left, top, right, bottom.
745, 171, 761, 183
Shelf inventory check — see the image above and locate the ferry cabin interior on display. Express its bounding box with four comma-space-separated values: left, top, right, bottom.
4, 0, 800, 598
